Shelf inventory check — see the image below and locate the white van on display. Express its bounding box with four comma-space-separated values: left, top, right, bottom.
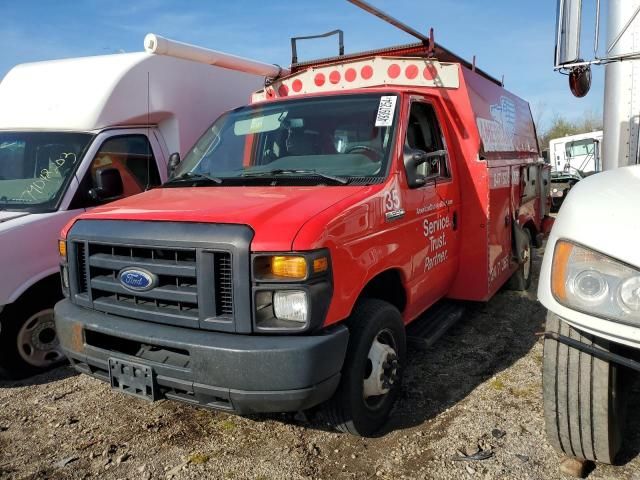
0, 51, 263, 378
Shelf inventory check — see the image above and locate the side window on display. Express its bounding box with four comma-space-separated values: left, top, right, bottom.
405, 102, 449, 179
89, 135, 160, 196
71, 135, 160, 208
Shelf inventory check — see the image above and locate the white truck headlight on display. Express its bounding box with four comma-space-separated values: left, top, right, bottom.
273, 291, 308, 323
551, 240, 640, 325
619, 276, 640, 313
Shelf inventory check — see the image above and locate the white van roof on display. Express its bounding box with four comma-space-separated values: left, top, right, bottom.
0, 52, 263, 155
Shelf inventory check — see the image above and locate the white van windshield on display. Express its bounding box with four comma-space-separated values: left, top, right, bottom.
170, 94, 398, 186
0, 132, 93, 212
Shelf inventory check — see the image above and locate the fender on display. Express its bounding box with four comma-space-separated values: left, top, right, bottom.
6, 268, 61, 305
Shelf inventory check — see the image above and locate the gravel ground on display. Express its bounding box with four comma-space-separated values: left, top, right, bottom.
1, 248, 639, 480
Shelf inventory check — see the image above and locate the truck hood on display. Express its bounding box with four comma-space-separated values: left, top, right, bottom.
0, 211, 30, 223
549, 165, 640, 268
72, 185, 369, 251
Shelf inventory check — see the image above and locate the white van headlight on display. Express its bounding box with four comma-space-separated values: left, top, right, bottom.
551, 240, 640, 325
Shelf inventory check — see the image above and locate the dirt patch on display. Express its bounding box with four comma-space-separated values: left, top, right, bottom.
1, 249, 639, 479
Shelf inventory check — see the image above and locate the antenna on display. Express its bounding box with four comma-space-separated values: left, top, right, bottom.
346, 0, 431, 44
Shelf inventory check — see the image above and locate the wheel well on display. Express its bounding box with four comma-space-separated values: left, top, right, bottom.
358, 269, 407, 313
15, 274, 62, 307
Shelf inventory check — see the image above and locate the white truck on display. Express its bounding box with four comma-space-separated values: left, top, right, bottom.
0, 43, 266, 378
548, 130, 603, 212
549, 130, 603, 175
539, 0, 640, 466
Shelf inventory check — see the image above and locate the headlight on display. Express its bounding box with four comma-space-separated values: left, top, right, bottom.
274, 291, 308, 322
252, 250, 331, 332
254, 290, 309, 331
551, 240, 640, 325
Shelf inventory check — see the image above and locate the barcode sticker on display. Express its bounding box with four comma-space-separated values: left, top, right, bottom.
375, 96, 397, 127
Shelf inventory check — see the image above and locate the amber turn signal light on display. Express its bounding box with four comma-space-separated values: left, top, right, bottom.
254, 254, 329, 281
58, 240, 67, 258
271, 256, 308, 279
313, 257, 329, 273
551, 241, 574, 302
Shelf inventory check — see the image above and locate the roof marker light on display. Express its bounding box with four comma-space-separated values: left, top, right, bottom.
292, 79, 303, 92
423, 65, 436, 80
361, 65, 374, 79
278, 84, 289, 96
406, 64, 419, 79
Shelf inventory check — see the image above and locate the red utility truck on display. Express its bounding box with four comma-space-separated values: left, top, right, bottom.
55, 7, 551, 436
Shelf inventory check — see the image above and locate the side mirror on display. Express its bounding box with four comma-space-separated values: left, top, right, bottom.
88, 167, 123, 202
555, 0, 581, 67
403, 148, 447, 188
167, 152, 181, 178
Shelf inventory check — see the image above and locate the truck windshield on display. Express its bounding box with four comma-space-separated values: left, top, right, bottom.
172, 94, 398, 185
0, 132, 93, 212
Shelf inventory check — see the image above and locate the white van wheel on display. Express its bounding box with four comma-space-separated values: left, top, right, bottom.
17, 308, 64, 368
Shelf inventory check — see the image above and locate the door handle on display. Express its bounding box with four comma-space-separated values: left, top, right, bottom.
452, 211, 458, 231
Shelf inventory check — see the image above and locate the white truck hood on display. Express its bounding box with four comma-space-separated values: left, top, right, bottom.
538, 165, 640, 348
0, 211, 30, 223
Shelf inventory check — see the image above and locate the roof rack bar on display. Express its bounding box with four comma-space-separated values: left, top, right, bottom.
291, 30, 344, 65
346, 0, 431, 44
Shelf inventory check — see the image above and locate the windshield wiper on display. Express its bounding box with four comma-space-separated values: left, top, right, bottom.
241, 169, 349, 185
164, 172, 223, 186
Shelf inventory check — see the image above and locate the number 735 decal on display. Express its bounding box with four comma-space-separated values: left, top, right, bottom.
384, 190, 405, 221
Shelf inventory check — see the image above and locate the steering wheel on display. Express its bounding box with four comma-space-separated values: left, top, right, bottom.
344, 145, 383, 161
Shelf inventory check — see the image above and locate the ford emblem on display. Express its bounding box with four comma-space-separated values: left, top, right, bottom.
119, 268, 158, 292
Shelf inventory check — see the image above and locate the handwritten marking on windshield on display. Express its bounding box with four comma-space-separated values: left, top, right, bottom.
20, 153, 76, 201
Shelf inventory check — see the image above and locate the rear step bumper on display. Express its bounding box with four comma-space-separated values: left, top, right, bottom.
54, 299, 348, 414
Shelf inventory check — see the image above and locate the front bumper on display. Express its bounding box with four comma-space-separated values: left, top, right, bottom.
55, 299, 349, 414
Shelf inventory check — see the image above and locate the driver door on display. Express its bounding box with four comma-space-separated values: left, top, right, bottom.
400, 98, 460, 319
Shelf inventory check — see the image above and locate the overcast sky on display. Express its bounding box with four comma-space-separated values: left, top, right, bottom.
0, 0, 604, 130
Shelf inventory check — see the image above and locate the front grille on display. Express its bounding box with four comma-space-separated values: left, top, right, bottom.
66, 220, 253, 333
72, 241, 233, 328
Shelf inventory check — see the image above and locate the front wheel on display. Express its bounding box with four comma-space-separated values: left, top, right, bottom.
543, 312, 628, 464
321, 299, 406, 436
0, 298, 66, 379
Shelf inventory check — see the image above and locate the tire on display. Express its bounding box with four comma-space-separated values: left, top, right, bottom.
0, 293, 65, 380
507, 229, 533, 291
321, 299, 406, 436
543, 312, 628, 464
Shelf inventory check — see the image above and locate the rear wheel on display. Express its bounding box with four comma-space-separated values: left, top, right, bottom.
0, 296, 65, 380
543, 312, 628, 464
321, 299, 406, 436
507, 229, 533, 291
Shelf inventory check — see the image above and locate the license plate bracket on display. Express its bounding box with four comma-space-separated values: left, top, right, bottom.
108, 357, 156, 402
